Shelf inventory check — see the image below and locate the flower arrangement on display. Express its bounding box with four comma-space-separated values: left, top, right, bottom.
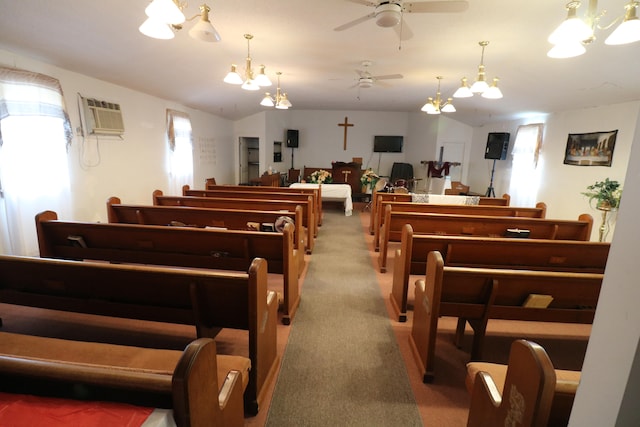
360, 168, 379, 190
308, 169, 333, 184
582, 178, 622, 210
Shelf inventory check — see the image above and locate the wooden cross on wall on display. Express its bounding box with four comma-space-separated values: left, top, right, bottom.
338, 116, 354, 151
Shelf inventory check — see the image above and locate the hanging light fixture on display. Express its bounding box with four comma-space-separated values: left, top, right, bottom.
224, 34, 272, 91
421, 77, 455, 115
260, 72, 293, 109
453, 41, 503, 99
139, 0, 221, 42
547, 1, 640, 58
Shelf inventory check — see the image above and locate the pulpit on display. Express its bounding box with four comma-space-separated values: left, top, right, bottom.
332, 161, 363, 195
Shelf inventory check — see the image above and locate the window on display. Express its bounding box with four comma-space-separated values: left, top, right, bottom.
0, 67, 72, 255
166, 109, 193, 195
508, 123, 544, 207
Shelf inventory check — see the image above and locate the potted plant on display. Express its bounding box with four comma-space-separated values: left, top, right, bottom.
360, 168, 379, 193
582, 178, 622, 210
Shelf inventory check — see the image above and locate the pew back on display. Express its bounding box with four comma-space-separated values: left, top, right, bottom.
36, 210, 299, 325
409, 251, 603, 382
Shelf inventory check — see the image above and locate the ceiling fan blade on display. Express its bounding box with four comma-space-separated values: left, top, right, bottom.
404, 1, 469, 13
373, 74, 403, 80
345, 0, 378, 6
334, 12, 376, 31
394, 19, 414, 41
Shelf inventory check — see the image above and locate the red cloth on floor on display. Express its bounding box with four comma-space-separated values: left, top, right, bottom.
0, 391, 154, 426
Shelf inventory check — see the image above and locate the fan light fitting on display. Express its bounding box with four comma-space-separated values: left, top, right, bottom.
260, 72, 292, 110
547, 0, 640, 59
375, 3, 402, 27
421, 77, 456, 115
453, 41, 503, 100
224, 34, 272, 91
139, 0, 221, 42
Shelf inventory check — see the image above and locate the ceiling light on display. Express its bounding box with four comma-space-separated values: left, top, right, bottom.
375, 3, 402, 27
139, 1, 220, 42
421, 76, 455, 115
605, 1, 640, 45
452, 77, 473, 98
454, 41, 503, 99
224, 34, 272, 91
261, 72, 292, 110
548, 1, 640, 57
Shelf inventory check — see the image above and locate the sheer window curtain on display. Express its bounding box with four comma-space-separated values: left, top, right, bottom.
166, 109, 193, 195
0, 67, 72, 255
508, 123, 544, 207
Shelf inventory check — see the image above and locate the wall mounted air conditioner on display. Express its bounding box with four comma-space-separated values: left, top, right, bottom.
82, 97, 125, 135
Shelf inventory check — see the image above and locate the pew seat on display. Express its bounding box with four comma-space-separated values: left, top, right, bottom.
0, 332, 249, 427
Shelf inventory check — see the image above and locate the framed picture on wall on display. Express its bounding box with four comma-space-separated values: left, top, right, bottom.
563, 129, 618, 166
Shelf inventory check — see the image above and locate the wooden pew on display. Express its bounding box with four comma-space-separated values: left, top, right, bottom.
36, 210, 300, 326
153, 190, 316, 254
106, 197, 306, 275
0, 254, 278, 415
199, 183, 323, 227
466, 339, 556, 427
373, 200, 547, 251
378, 207, 593, 272
409, 251, 603, 383
183, 184, 322, 231
0, 333, 248, 427
369, 190, 511, 234
390, 224, 610, 321
466, 344, 581, 427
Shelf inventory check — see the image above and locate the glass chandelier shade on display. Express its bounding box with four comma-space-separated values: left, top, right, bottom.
139, 0, 220, 42
260, 72, 292, 109
453, 41, 502, 99
225, 34, 272, 91
421, 77, 455, 115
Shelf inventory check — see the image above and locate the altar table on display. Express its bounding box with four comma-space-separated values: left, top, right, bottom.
290, 183, 353, 216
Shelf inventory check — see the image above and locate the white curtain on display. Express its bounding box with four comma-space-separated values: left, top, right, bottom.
508, 123, 544, 207
166, 109, 193, 195
0, 66, 72, 255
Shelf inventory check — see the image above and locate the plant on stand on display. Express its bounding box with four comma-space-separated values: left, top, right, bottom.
308, 169, 333, 184
582, 178, 622, 241
360, 168, 379, 194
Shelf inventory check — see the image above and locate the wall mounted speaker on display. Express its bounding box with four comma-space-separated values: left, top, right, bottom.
485, 132, 510, 160
286, 129, 299, 148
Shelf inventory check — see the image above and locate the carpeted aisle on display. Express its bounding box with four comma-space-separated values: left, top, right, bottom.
266, 209, 423, 426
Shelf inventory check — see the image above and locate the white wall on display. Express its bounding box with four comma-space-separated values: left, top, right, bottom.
0, 49, 235, 223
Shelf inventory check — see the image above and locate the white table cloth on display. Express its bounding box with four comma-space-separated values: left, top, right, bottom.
290, 183, 353, 216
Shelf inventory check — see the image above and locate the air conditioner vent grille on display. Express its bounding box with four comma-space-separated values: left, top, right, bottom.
82, 97, 125, 135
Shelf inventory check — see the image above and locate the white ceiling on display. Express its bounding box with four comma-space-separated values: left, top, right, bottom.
1, 0, 639, 127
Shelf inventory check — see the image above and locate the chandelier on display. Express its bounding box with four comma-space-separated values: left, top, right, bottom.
139, 0, 221, 42
421, 77, 455, 114
260, 72, 292, 109
453, 41, 503, 99
223, 34, 272, 91
547, 1, 640, 58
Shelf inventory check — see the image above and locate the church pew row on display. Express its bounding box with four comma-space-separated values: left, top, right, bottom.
368, 190, 511, 235
390, 224, 610, 321
182, 185, 322, 234
36, 210, 300, 326
373, 200, 547, 251
378, 207, 594, 272
409, 251, 603, 383
195, 183, 323, 227
0, 333, 248, 427
106, 197, 306, 275
153, 190, 316, 254
0, 254, 278, 416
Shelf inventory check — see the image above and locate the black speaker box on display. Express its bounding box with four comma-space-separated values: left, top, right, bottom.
286, 129, 299, 148
485, 132, 510, 160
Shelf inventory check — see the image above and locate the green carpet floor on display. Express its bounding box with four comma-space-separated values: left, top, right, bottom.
265, 209, 423, 426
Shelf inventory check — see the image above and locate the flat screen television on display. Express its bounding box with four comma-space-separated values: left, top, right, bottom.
373, 135, 403, 153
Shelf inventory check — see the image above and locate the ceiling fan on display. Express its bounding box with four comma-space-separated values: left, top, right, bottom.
350, 60, 403, 89
334, 0, 469, 40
